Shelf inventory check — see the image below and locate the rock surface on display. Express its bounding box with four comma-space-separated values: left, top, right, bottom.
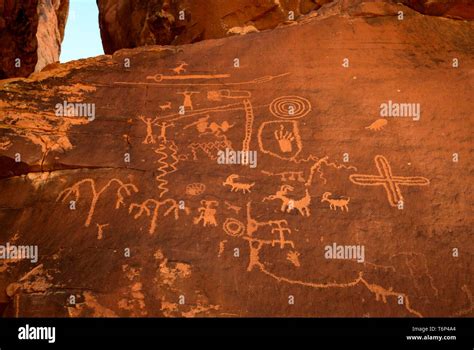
96, 0, 327, 54
401, 0, 474, 20
0, 1, 473, 317
0, 0, 69, 79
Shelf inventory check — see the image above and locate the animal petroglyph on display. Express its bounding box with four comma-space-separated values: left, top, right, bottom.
139, 116, 156, 144
194, 200, 218, 227
269, 96, 311, 120
171, 62, 188, 75
321, 192, 350, 211
263, 185, 311, 217
57, 178, 138, 227
159, 101, 172, 111
224, 201, 241, 214
258, 120, 302, 161
223, 174, 255, 194
185, 183, 206, 196
366, 118, 388, 131
129, 198, 186, 235
349, 155, 430, 207
155, 141, 179, 198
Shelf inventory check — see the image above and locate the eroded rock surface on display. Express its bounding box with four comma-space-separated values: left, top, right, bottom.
0, 1, 472, 317
96, 0, 327, 53
0, 0, 69, 79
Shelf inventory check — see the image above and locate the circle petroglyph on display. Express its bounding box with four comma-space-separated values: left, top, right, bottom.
223, 218, 245, 237
269, 96, 311, 120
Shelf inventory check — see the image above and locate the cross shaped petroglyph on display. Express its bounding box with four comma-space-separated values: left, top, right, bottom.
349, 155, 430, 207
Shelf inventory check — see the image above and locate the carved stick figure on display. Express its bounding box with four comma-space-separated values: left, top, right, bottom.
155, 121, 175, 143
178, 91, 200, 110
139, 116, 156, 144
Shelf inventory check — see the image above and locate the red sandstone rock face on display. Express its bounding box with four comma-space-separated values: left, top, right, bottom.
0, 0, 69, 79
0, 1, 472, 317
96, 0, 325, 54
401, 0, 474, 20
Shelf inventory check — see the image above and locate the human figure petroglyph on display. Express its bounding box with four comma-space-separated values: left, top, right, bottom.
321, 192, 350, 211
177, 91, 200, 110
349, 155, 430, 207
155, 121, 175, 143
194, 200, 218, 227
57, 178, 138, 227
139, 116, 156, 144
222, 174, 255, 194
263, 185, 311, 217
129, 198, 186, 235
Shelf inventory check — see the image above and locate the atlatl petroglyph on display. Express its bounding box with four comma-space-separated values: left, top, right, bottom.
349, 155, 430, 207
57, 178, 138, 227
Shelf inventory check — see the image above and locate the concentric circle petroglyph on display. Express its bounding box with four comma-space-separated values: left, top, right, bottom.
269, 96, 311, 120
223, 218, 245, 237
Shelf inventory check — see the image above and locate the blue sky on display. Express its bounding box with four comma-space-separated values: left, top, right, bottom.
60, 0, 104, 62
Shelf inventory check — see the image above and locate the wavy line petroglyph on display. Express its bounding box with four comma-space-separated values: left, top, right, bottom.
155, 141, 179, 198
349, 155, 430, 207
